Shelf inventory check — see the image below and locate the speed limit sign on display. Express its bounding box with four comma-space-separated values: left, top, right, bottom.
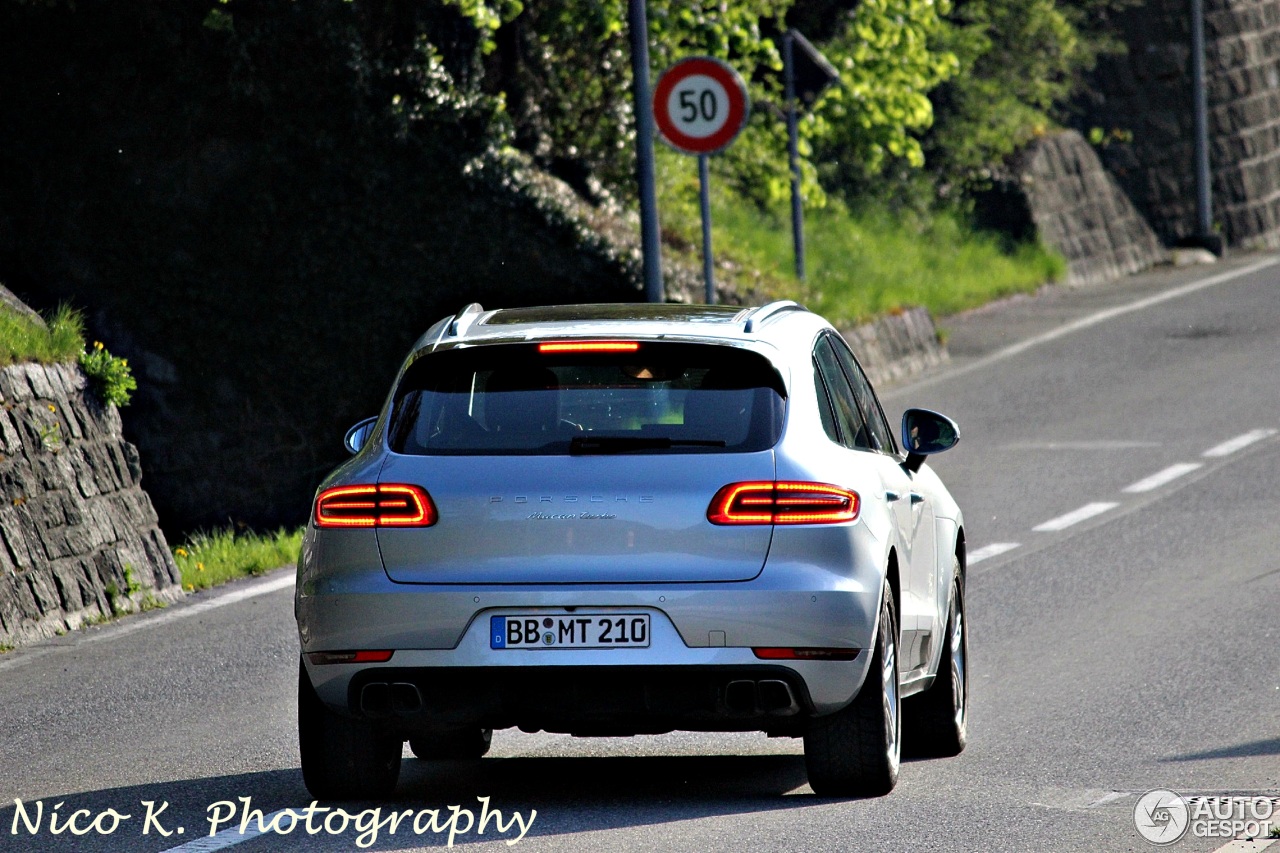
652, 57, 750, 155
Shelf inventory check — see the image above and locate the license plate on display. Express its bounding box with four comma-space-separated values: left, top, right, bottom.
490, 614, 650, 649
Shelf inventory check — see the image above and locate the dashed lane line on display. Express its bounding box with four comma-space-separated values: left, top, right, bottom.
1203, 429, 1279, 458
959, 428, 1278, 573
1032, 502, 1119, 533
157, 809, 297, 853
968, 543, 1021, 565
1123, 462, 1204, 494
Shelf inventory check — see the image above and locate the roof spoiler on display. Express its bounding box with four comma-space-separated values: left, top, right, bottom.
742, 300, 805, 333
447, 303, 485, 337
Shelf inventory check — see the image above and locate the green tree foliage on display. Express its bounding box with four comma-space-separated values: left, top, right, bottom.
2, 0, 1129, 229
808, 0, 958, 201
463, 0, 958, 209
922, 0, 1134, 192
476, 0, 794, 202
459, 0, 1129, 209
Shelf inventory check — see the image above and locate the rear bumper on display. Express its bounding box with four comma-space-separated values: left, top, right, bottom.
325, 664, 820, 737
304, 638, 871, 726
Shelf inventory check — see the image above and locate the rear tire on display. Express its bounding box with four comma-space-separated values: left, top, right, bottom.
804, 587, 901, 797
298, 660, 401, 800
409, 728, 492, 760
904, 564, 968, 758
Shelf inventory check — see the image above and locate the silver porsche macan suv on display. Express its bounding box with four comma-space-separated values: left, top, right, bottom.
296, 300, 967, 799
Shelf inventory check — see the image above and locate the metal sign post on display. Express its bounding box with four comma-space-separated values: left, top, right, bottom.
781, 30, 840, 283
698, 155, 714, 303
652, 57, 750, 304
784, 32, 805, 282
1189, 0, 1222, 254
628, 0, 665, 302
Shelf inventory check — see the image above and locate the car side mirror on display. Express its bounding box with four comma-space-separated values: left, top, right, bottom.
344, 416, 378, 455
901, 408, 959, 473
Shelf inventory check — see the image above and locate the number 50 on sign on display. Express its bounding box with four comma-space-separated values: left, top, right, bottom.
652, 57, 750, 155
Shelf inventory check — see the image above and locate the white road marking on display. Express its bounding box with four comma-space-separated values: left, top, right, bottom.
0, 571, 295, 672
968, 543, 1021, 564
158, 809, 296, 852
1203, 429, 1278, 458
79, 573, 296, 646
892, 256, 1280, 394
1123, 462, 1203, 493
1210, 840, 1275, 853
1033, 502, 1119, 532
1084, 791, 1132, 808
1004, 440, 1160, 451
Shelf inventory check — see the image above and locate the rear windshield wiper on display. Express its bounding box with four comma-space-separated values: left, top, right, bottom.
569, 436, 728, 455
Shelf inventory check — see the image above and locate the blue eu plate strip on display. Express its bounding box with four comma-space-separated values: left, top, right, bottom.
490, 615, 506, 649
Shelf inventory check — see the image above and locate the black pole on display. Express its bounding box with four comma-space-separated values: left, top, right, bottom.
1190, 0, 1218, 252
784, 31, 806, 281
628, 0, 664, 301
699, 154, 714, 303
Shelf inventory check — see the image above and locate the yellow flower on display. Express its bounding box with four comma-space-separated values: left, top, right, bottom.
94, 341, 104, 351
197, 563, 204, 571
47, 404, 56, 412
175, 548, 188, 557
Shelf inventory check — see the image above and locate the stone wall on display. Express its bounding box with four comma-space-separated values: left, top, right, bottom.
1085, 0, 1280, 249
983, 131, 1169, 286
840, 307, 949, 388
0, 360, 181, 648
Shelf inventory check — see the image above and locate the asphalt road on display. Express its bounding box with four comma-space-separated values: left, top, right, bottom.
2, 254, 1279, 852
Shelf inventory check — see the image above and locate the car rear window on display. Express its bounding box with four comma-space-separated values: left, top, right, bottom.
388, 342, 785, 455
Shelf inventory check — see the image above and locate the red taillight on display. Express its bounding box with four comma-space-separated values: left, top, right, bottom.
314, 484, 437, 528
537, 340, 641, 353
708, 481, 859, 525
753, 647, 861, 661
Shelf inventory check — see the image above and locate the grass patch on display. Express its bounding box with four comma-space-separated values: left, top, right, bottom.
655, 151, 1065, 326
0, 302, 85, 367
79, 340, 137, 406
174, 527, 303, 592
725, 203, 1066, 326
0, 301, 137, 405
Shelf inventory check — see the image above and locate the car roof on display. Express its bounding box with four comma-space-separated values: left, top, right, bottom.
416, 301, 830, 354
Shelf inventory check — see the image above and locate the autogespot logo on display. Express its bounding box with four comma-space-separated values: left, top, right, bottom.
1134, 789, 1190, 846
1134, 790, 1279, 845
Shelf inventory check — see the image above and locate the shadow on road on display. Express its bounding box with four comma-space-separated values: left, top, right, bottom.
1162, 736, 1280, 762
2, 753, 873, 851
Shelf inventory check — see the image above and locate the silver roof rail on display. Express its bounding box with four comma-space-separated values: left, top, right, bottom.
447, 303, 485, 337
742, 300, 804, 333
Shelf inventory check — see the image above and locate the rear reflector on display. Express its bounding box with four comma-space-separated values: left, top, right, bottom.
314, 484, 437, 528
753, 647, 861, 661
307, 650, 394, 665
537, 340, 641, 353
708, 481, 860, 525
